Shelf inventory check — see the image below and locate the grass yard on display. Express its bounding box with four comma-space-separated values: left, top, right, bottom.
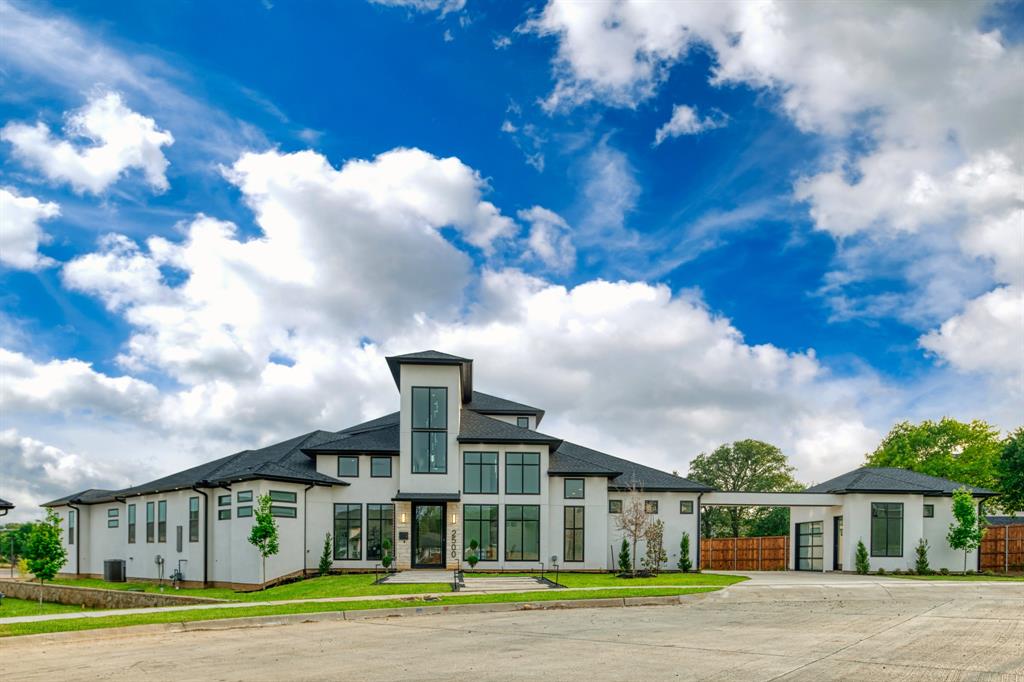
465, 571, 746, 588
887, 573, 1024, 581
50, 574, 453, 601
0, 586, 719, 638
0, 597, 96, 618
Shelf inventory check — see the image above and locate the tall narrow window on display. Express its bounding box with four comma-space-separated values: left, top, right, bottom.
366, 504, 394, 561
464, 452, 498, 494
68, 509, 75, 545
411, 386, 447, 473
157, 500, 167, 543
128, 503, 136, 544
871, 502, 903, 557
564, 506, 584, 562
189, 497, 200, 542
464, 504, 498, 561
333, 503, 362, 560
506, 453, 541, 494
146, 502, 155, 543
505, 505, 540, 561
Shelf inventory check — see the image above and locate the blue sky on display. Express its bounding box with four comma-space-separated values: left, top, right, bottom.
1, 0, 1021, 518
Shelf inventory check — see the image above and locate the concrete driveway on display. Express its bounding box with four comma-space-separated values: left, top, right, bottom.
4, 578, 1022, 681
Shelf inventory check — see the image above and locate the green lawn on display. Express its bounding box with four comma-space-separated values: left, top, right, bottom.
465, 571, 746, 588
0, 597, 96, 618
0, 587, 719, 638
50, 574, 453, 601
886, 573, 1024, 582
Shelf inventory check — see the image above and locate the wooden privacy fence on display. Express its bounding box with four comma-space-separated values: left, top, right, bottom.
980, 524, 1024, 573
700, 535, 788, 571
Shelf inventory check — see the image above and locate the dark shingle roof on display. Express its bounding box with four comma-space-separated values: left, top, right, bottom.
465, 391, 545, 424
806, 467, 995, 496
340, 411, 399, 434
385, 350, 473, 392
42, 488, 119, 506
0, 497, 13, 510
551, 441, 713, 491
548, 443, 622, 477
457, 410, 562, 447
303, 425, 400, 454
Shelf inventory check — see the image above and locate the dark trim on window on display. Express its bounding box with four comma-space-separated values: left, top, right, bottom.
338, 455, 360, 478
271, 505, 297, 518
218, 494, 231, 506
107, 518, 119, 528
504, 504, 540, 561
269, 490, 297, 503
505, 452, 541, 495
237, 490, 253, 503
464, 504, 499, 562
67, 509, 75, 545
107, 508, 119, 518
923, 504, 934, 518
370, 456, 392, 478
680, 500, 694, 514
411, 386, 448, 474
188, 497, 200, 542
645, 500, 659, 514
157, 500, 167, 543
218, 509, 231, 520
127, 503, 136, 544
334, 503, 362, 559
871, 502, 903, 557
146, 501, 154, 543
516, 416, 530, 429
464, 451, 499, 494
237, 505, 253, 518
563, 505, 584, 562
563, 478, 584, 499
608, 499, 622, 514
367, 503, 395, 561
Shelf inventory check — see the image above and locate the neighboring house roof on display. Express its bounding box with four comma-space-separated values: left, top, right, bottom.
0, 497, 15, 510
986, 516, 1024, 526
805, 467, 995, 496
457, 409, 563, 448
464, 391, 546, 425
551, 441, 713, 492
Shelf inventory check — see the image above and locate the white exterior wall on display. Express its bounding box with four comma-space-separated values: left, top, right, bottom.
398, 364, 463, 494
607, 491, 701, 571
547, 475, 608, 569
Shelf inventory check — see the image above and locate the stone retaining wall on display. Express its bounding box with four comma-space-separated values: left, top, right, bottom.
0, 579, 226, 608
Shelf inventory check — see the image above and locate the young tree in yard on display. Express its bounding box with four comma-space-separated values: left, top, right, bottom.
678, 532, 692, 572
947, 487, 984, 574
642, 520, 667, 574
688, 440, 803, 538
914, 538, 930, 575
855, 540, 870, 575
615, 484, 649, 577
617, 537, 631, 573
23, 509, 67, 604
248, 494, 279, 589
996, 427, 1024, 514
318, 532, 333, 576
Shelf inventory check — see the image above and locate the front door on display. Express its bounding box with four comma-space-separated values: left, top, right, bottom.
796, 521, 823, 571
412, 503, 445, 568
833, 516, 843, 571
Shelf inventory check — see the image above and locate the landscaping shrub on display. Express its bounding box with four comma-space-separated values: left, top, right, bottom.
914, 538, 930, 575
618, 538, 631, 573
677, 532, 692, 573
891, 569, 902, 575
939, 567, 949, 575
876, 568, 886, 575
318, 533, 333, 577
855, 540, 870, 574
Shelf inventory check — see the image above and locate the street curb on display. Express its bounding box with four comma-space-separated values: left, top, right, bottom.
7, 593, 710, 643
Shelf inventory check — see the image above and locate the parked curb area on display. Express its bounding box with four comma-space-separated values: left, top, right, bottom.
11, 592, 714, 643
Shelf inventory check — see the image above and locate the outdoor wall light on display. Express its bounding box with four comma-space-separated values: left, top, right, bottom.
451, 513, 458, 524
400, 513, 407, 523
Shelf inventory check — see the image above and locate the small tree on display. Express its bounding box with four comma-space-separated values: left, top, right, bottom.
947, 487, 984, 574
614, 484, 649, 577
855, 540, 870, 575
318, 532, 332, 576
678, 532, 693, 572
642, 520, 667, 574
465, 539, 480, 569
914, 538, 930, 575
381, 537, 394, 570
248, 494, 280, 589
617, 537, 631, 573
23, 509, 67, 604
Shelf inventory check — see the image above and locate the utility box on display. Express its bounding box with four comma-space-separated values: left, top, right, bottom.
103, 559, 126, 582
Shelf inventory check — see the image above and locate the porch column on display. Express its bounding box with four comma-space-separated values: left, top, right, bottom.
445, 501, 462, 570
395, 502, 412, 570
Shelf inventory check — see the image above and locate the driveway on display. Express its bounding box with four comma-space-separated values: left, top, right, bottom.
4, 579, 1022, 681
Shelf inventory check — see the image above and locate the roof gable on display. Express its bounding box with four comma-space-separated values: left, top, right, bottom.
805, 467, 994, 496
457, 409, 562, 447
553, 441, 713, 492
465, 391, 546, 424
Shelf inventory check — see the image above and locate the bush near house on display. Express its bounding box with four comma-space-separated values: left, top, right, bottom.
855, 540, 870, 574
915, 538, 931, 575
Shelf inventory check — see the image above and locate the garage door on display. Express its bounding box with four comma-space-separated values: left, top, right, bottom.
796, 521, 823, 571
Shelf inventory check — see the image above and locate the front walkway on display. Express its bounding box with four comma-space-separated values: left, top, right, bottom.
381, 570, 553, 593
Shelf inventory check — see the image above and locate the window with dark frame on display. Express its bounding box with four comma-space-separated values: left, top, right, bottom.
218, 509, 231, 520
680, 500, 694, 514
338, 455, 359, 477
563, 506, 584, 562
128, 503, 136, 544
237, 505, 253, 518
176, 526, 183, 552
218, 494, 231, 506
237, 490, 253, 503
271, 506, 296, 518
189, 497, 200, 542
367, 504, 395, 560
505, 504, 540, 561
370, 456, 392, 478
107, 518, 118, 528
608, 499, 622, 513
334, 503, 362, 559
68, 509, 75, 545
157, 500, 167, 542
411, 386, 447, 473
506, 452, 541, 494
564, 478, 584, 499
269, 490, 297, 503
871, 502, 903, 557
146, 501, 154, 543
923, 504, 934, 518
108, 508, 119, 518
516, 416, 530, 429
645, 500, 659, 514
464, 504, 499, 561
464, 452, 498, 494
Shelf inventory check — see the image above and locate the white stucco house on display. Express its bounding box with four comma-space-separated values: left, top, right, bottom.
43, 351, 994, 587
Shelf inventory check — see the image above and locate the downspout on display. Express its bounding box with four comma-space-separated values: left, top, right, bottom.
695, 492, 703, 572
67, 500, 81, 577
303, 484, 314, 577
191, 485, 209, 587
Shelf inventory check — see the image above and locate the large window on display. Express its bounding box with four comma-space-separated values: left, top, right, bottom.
157, 500, 167, 543
127, 503, 136, 544
412, 387, 447, 473
371, 456, 392, 478
189, 497, 200, 542
464, 504, 498, 561
506, 453, 541, 494
334, 504, 362, 560
563, 478, 584, 499
338, 456, 359, 478
68, 509, 75, 545
146, 502, 155, 543
367, 504, 394, 561
464, 452, 498, 494
505, 505, 540, 561
871, 502, 903, 557
564, 506, 584, 562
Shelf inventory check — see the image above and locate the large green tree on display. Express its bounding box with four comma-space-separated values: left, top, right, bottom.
688, 439, 803, 538
996, 428, 1024, 513
866, 418, 1001, 492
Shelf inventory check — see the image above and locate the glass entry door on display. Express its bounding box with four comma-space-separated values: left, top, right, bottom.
413, 504, 445, 567
833, 516, 843, 571
796, 521, 823, 571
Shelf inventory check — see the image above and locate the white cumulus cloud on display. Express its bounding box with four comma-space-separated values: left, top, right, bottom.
0, 187, 60, 270
653, 104, 727, 145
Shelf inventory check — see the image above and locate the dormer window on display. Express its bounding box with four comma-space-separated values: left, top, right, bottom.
412, 386, 447, 473
516, 416, 530, 429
